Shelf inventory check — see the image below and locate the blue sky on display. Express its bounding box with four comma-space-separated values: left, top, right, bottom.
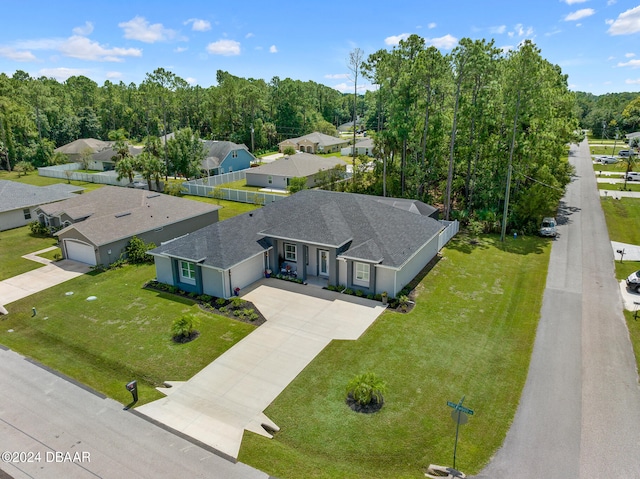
0, 0, 639, 95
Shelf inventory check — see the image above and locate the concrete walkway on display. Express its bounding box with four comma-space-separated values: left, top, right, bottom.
0, 248, 91, 309
137, 279, 386, 460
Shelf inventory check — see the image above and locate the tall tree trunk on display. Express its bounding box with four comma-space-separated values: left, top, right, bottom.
445, 76, 463, 220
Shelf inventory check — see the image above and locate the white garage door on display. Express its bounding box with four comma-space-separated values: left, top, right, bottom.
64, 240, 97, 265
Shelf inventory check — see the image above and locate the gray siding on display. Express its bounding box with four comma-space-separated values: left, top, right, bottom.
0, 208, 34, 231
374, 266, 396, 296
394, 235, 439, 295
230, 253, 266, 297
154, 256, 173, 285
202, 267, 225, 298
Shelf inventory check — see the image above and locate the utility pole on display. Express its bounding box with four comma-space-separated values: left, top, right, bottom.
501, 89, 521, 242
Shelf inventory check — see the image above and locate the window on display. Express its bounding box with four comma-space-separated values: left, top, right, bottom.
284, 243, 297, 262
232, 150, 238, 158
354, 262, 370, 284
23, 208, 31, 220
179, 261, 196, 284
268, 176, 273, 184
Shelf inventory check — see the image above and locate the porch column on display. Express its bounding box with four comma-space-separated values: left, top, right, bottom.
329, 250, 338, 286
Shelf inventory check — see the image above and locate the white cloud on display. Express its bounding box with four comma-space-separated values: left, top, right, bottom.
38, 67, 90, 81
617, 59, 640, 68
490, 25, 507, 34
509, 24, 535, 37
608, 55, 616, 60
608, 0, 617, 5
607, 5, 640, 35
174, 46, 188, 53
269, 45, 278, 53
426, 34, 458, 50
626, 52, 636, 58
384, 33, 411, 45
206, 39, 241, 56
563, 0, 587, 4
185, 18, 211, 32
58, 35, 142, 62
245, 32, 254, 38
73, 21, 94, 36
185, 77, 197, 85
428, 22, 437, 29
106, 71, 122, 79
119, 16, 177, 43
565, 8, 596, 21
0, 47, 37, 61
325, 73, 350, 79
626, 78, 640, 84
333, 82, 349, 93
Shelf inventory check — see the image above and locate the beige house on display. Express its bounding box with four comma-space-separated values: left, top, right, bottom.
245, 153, 345, 190
278, 132, 349, 154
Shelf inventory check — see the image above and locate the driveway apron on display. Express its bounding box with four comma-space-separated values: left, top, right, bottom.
137, 280, 386, 460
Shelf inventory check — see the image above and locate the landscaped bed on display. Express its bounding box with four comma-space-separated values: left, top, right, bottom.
238, 233, 551, 478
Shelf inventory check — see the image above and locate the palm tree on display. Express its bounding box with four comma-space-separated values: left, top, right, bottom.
115, 156, 136, 184
138, 152, 165, 191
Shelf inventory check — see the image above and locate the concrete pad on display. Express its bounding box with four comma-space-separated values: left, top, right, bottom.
137, 281, 386, 459
611, 241, 640, 261
0, 259, 91, 307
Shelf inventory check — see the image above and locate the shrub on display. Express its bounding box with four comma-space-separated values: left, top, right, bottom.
366, 293, 374, 300
327, 284, 337, 291
344, 288, 354, 295
219, 306, 227, 313
125, 236, 156, 264
230, 297, 245, 309
215, 297, 227, 307
346, 372, 386, 406
171, 314, 199, 341
355, 289, 364, 297
398, 295, 410, 311
199, 294, 212, 303
29, 221, 50, 237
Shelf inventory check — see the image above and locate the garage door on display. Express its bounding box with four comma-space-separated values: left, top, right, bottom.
64, 240, 97, 265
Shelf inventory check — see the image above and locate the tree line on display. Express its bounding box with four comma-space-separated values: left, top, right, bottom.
1, 34, 601, 233
574, 91, 640, 139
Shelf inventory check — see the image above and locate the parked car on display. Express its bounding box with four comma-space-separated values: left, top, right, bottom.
425, 465, 466, 478
619, 150, 637, 157
626, 270, 640, 293
598, 156, 618, 164
539, 217, 557, 237
625, 172, 640, 181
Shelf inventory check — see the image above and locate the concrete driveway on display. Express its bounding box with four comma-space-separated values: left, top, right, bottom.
0, 247, 91, 309
137, 279, 386, 460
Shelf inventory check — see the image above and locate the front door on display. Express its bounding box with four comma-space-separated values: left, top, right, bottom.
319, 250, 329, 277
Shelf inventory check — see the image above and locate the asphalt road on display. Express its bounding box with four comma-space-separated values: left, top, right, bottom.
0, 347, 269, 479
477, 139, 640, 478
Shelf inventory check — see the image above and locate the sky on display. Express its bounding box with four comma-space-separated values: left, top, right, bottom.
0, 0, 639, 96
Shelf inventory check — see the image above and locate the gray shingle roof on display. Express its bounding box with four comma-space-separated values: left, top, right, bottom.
0, 180, 83, 213
247, 153, 345, 178
47, 186, 219, 247
151, 190, 443, 270
54, 138, 112, 155
279, 132, 348, 148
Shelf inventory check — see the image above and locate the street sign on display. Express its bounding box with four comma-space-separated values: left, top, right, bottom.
447, 401, 474, 415
451, 410, 468, 424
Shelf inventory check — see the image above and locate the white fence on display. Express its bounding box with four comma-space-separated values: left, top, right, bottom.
438, 220, 459, 250
181, 172, 287, 205
38, 163, 130, 186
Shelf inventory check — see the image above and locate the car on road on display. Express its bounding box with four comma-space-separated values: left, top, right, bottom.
625, 172, 640, 181
626, 270, 640, 293
539, 217, 557, 237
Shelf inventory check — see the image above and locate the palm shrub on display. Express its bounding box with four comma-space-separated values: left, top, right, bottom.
346, 372, 386, 407
171, 314, 200, 343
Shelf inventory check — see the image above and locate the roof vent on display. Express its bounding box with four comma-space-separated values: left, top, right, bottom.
115, 212, 131, 218
147, 194, 161, 199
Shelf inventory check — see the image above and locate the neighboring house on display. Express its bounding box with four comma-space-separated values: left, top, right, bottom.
36, 186, 220, 266
201, 141, 255, 175
89, 145, 143, 171
337, 117, 364, 133
54, 138, 112, 162
0, 180, 83, 232
278, 132, 349, 154
341, 137, 375, 157
149, 189, 450, 299
245, 153, 346, 189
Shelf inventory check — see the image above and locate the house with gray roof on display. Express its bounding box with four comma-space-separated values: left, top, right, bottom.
36, 186, 220, 266
201, 140, 255, 175
341, 137, 375, 157
0, 180, 83, 231
278, 132, 349, 154
149, 190, 455, 299
245, 153, 346, 190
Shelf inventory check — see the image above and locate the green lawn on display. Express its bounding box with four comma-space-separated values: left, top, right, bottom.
0, 226, 58, 280
601, 197, 640, 244
183, 194, 261, 221
597, 182, 640, 192
0, 264, 255, 405
239, 234, 550, 478
0, 169, 105, 192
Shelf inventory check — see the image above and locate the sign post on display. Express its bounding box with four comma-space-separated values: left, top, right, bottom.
447, 396, 474, 469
